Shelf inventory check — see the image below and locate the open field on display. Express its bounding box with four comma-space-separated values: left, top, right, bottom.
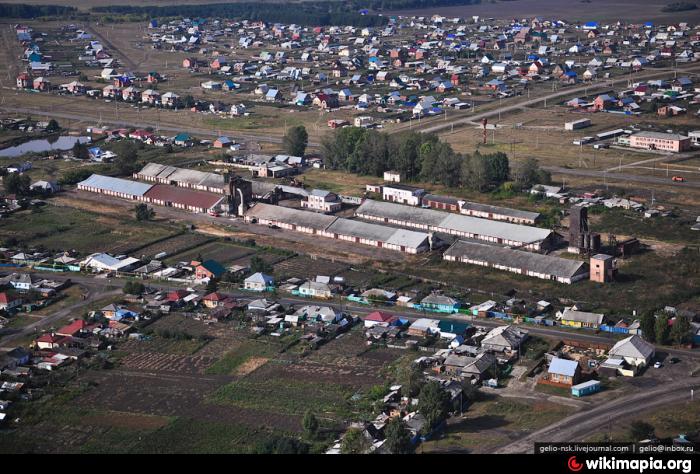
0, 205, 179, 254
392, 0, 700, 23
165, 240, 256, 266
421, 395, 575, 454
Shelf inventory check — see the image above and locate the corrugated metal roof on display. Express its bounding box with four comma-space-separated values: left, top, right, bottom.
549, 357, 579, 377
357, 199, 551, 244
445, 240, 587, 279
78, 174, 152, 197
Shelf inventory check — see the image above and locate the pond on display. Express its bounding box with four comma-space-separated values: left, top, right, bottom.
0, 136, 91, 158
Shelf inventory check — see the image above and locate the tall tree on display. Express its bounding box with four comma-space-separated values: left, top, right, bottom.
340, 428, 371, 454
72, 142, 90, 160
302, 410, 319, 439
384, 417, 414, 454
3, 173, 31, 195
134, 203, 155, 221
283, 125, 308, 157
628, 421, 655, 441
417, 381, 451, 432
639, 311, 656, 342
670, 314, 692, 345
655, 313, 670, 345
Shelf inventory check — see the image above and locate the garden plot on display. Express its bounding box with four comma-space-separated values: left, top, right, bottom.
273, 255, 349, 280
119, 352, 218, 375
166, 241, 256, 266
133, 233, 213, 260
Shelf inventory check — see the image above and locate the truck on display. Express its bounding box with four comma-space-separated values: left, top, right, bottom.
573, 136, 595, 146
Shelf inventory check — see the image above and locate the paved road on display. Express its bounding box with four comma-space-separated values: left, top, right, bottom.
402, 63, 700, 136
495, 378, 700, 454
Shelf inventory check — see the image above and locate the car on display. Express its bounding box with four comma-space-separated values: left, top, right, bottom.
653, 361, 662, 369
268, 224, 280, 229
672, 176, 685, 182
208, 210, 220, 217
669, 357, 680, 364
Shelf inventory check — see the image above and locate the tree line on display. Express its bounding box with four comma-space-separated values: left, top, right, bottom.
91, 3, 389, 27
0, 3, 76, 18
321, 127, 551, 192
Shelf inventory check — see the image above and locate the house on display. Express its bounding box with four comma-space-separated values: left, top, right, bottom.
213, 137, 233, 149
0, 293, 22, 311
547, 357, 580, 386
481, 325, 528, 353
382, 184, 425, 206
244, 272, 274, 292
35, 333, 66, 350
173, 133, 193, 147
195, 260, 226, 280
420, 294, 459, 313
364, 311, 396, 328
298, 280, 333, 299
16, 72, 31, 89
301, 189, 341, 213
607, 335, 655, 368
407, 318, 440, 337
56, 319, 87, 337
558, 308, 605, 329
4, 347, 31, 367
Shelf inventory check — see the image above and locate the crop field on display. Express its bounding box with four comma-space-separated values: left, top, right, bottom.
165, 240, 256, 266
0, 205, 178, 254
132, 233, 213, 260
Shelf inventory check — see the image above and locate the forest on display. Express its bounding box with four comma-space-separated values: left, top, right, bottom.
321, 128, 551, 192
0, 3, 77, 18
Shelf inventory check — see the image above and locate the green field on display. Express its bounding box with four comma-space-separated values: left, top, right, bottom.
0, 206, 179, 254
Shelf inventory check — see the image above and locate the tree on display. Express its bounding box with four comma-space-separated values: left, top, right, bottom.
302, 410, 319, 440
417, 381, 451, 432
113, 140, 141, 175
283, 125, 308, 157
384, 417, 414, 454
655, 313, 670, 345
134, 203, 155, 221
340, 428, 371, 454
72, 141, 90, 160
205, 277, 218, 293
513, 157, 551, 189
3, 173, 31, 196
396, 363, 425, 397
670, 314, 692, 345
46, 119, 60, 132
250, 255, 273, 274
639, 311, 656, 342
628, 421, 655, 441
123, 280, 145, 295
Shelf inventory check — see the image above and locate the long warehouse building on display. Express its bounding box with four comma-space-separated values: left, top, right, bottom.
356, 199, 555, 251
444, 240, 588, 284
245, 202, 432, 254
78, 175, 226, 214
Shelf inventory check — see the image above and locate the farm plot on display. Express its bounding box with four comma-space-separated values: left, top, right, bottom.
273, 255, 349, 280
132, 233, 213, 260
118, 336, 210, 356
205, 339, 281, 375
209, 365, 359, 419
119, 352, 218, 375
166, 241, 256, 266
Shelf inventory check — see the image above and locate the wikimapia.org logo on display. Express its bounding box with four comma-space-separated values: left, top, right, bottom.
567, 456, 693, 473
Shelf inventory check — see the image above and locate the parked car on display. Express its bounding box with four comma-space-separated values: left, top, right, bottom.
653, 361, 662, 369
672, 176, 685, 182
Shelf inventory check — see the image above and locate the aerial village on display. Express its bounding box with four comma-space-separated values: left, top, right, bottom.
1, 4, 699, 454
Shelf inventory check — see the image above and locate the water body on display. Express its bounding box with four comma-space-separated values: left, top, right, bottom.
0, 136, 91, 158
